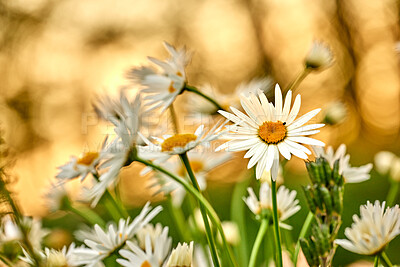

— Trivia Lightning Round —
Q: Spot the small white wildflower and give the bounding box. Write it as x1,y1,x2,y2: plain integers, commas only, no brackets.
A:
335,201,400,255
127,42,191,112
313,144,373,183
244,183,300,229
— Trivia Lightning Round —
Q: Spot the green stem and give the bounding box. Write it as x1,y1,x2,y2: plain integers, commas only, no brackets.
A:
65,203,106,227
231,174,251,266
386,181,399,206
293,212,314,265
0,253,14,266
166,195,191,242
374,254,380,267
285,68,310,94
380,251,393,267
249,219,269,267
179,153,220,267
271,179,283,267
135,157,238,267
184,85,226,111
169,103,180,134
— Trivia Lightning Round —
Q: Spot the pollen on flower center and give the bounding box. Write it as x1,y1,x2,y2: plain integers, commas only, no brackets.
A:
141,261,151,267
161,134,197,152
258,121,287,144
77,152,99,166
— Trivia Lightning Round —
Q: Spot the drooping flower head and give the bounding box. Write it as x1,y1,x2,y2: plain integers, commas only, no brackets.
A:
335,201,400,255
313,144,373,183
128,42,191,112
244,183,300,229
217,84,325,180
84,93,142,206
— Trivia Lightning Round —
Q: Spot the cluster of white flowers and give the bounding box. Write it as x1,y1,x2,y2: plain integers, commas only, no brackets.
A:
5,39,398,267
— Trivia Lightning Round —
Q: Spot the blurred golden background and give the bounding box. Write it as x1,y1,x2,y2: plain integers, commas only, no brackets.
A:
1,0,400,219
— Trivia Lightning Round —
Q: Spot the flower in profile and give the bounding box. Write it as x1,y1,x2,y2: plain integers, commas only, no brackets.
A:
217,84,324,179
139,121,227,170
165,242,194,267
127,42,191,112
305,41,333,70
147,150,232,206
84,94,142,206
117,223,172,267
313,144,373,183
73,203,162,265
244,183,300,229
55,149,104,182
335,201,400,255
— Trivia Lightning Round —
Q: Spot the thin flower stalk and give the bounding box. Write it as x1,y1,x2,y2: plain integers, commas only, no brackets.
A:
179,152,220,267
184,84,226,111
271,179,283,267
248,218,269,267
134,156,238,267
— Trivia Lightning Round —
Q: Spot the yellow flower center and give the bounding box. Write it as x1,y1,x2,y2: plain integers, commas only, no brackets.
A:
258,121,287,144
76,152,99,166
176,71,183,77
161,134,197,152
141,261,151,267
178,160,204,176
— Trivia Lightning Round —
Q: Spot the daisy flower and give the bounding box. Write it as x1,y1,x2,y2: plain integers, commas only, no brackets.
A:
217,84,325,180
117,240,160,267
85,94,142,206
165,242,194,267
244,183,300,229
313,144,373,183
21,243,83,267
55,149,104,182
305,41,333,70
139,120,227,168
147,150,232,206
117,223,172,267
73,203,162,265
335,201,400,255
127,42,191,112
